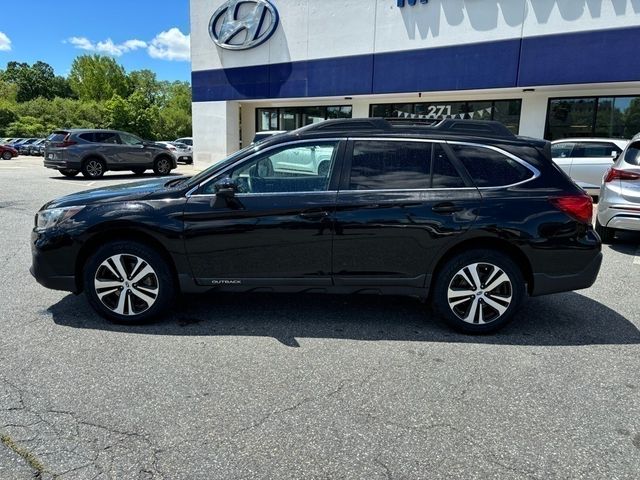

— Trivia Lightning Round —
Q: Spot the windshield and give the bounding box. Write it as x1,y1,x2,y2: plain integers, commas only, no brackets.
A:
186,144,258,188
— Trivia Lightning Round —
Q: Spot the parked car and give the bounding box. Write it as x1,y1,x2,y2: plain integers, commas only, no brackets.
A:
157,141,193,164
17,138,39,154
596,133,640,242
44,129,177,179
175,137,193,147
28,139,46,156
31,119,602,333
8,138,26,148
551,138,629,195
0,144,18,160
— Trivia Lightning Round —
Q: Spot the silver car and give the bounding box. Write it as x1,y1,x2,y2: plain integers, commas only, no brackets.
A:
596,133,640,242
157,141,193,164
551,138,629,195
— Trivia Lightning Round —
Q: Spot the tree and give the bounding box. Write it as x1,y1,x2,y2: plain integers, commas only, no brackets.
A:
1,61,70,102
69,55,131,102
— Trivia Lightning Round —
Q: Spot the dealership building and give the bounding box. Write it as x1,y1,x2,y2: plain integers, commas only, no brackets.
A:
190,0,640,166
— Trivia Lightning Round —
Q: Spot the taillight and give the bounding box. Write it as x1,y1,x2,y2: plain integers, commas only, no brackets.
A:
604,168,640,183
549,195,594,224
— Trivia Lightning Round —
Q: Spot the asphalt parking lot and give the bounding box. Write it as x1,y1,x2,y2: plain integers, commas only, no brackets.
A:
1,156,639,479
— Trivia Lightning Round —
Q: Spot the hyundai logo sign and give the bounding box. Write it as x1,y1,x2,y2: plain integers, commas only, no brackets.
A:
397,0,429,6
210,0,279,50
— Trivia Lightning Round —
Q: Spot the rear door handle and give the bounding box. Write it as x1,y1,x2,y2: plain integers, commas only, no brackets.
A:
300,210,330,220
432,202,465,214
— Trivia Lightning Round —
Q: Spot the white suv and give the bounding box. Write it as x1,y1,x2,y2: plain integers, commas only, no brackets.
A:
551,138,629,195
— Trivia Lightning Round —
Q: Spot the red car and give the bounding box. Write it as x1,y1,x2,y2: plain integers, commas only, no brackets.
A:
0,144,18,160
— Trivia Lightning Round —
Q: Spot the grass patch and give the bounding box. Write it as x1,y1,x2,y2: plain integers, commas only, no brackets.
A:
1,433,52,477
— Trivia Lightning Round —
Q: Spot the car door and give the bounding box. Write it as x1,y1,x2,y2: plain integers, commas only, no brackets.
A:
332,139,481,288
182,140,344,286
551,141,576,176
571,142,622,191
117,133,153,167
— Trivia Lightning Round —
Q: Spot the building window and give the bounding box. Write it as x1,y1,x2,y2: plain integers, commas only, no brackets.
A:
545,96,640,140
256,106,353,132
369,99,522,134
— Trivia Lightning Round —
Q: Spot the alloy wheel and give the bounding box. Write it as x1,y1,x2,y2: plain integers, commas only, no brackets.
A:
447,262,513,325
157,159,171,174
94,254,159,316
86,160,104,177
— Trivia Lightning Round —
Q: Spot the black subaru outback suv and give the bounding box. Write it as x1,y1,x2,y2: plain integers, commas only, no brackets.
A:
31,119,602,333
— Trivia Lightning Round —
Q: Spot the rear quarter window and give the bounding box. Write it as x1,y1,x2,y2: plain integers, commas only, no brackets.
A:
451,144,534,187
47,132,68,142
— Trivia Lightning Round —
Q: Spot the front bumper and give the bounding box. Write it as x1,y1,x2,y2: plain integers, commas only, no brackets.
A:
31,228,80,293
531,252,603,296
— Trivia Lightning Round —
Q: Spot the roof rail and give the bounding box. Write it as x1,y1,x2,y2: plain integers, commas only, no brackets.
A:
298,118,391,132
430,119,516,138
296,118,516,139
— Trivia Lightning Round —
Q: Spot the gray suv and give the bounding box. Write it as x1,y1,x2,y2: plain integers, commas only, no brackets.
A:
44,129,177,179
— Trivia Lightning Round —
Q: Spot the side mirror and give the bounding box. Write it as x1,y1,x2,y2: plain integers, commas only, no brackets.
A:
611,150,619,161
214,177,238,198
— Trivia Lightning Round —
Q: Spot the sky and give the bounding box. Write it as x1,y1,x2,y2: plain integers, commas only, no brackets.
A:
0,0,191,82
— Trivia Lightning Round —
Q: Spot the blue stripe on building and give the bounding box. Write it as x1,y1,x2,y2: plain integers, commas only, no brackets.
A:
192,26,640,103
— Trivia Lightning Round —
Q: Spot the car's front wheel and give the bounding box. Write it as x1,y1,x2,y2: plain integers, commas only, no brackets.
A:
60,169,80,178
2,151,12,160
432,249,526,334
153,157,173,176
83,241,176,324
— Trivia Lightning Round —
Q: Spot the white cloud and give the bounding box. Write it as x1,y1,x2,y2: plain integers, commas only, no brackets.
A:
148,28,190,62
68,36,147,56
0,32,12,52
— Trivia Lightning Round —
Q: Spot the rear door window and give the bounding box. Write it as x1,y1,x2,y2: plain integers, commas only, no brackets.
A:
349,141,432,190
551,142,576,158
450,144,534,188
576,142,621,158
432,144,466,188
94,132,120,144
79,133,95,143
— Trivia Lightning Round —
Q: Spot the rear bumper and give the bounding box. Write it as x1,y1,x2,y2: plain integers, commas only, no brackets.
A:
531,252,602,296
44,159,80,170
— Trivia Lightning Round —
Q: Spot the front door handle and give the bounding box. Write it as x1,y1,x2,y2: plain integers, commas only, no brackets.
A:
432,202,465,214
300,210,330,220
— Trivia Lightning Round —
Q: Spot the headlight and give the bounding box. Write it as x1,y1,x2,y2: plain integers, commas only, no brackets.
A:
36,206,85,230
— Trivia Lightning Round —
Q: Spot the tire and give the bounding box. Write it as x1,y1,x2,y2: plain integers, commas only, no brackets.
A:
153,157,173,176
595,218,615,244
132,168,146,176
2,151,11,160
432,249,526,334
81,158,106,179
83,241,176,324
60,169,80,178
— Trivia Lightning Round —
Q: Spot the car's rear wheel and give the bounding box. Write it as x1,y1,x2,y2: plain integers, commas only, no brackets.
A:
82,158,106,179
153,157,172,176
132,168,146,176
595,218,615,243
432,249,526,334
60,169,80,178
2,151,12,160
83,241,175,324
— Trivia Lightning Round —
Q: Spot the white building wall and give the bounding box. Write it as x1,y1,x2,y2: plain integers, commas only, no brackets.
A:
190,0,640,167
